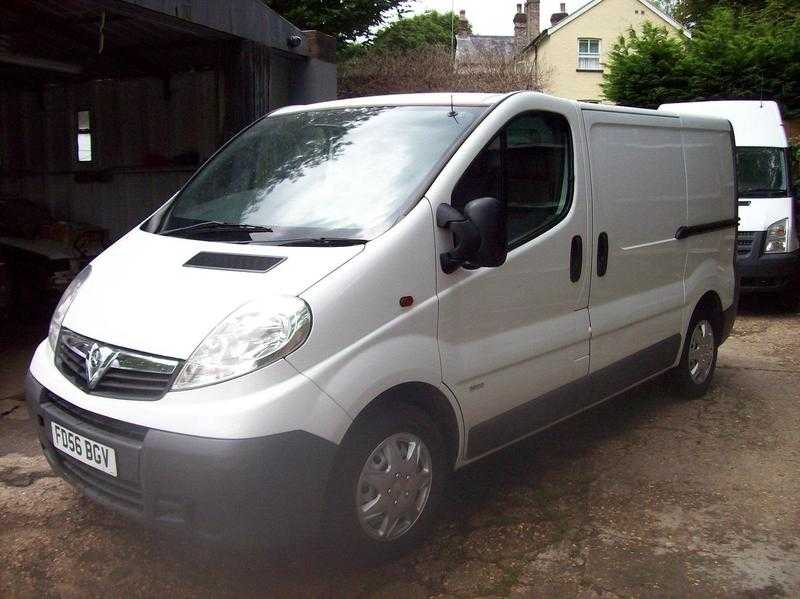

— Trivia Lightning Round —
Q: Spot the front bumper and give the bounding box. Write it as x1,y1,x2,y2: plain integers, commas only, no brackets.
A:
737,232,800,293
26,373,339,547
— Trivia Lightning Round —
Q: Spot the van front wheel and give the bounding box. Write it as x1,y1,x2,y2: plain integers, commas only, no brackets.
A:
670,314,718,398
326,404,447,561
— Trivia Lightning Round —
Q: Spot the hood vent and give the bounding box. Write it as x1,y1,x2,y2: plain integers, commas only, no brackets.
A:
183,252,285,273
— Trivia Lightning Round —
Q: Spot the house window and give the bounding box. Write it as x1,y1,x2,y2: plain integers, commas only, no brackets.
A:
578,38,601,71
76,110,92,162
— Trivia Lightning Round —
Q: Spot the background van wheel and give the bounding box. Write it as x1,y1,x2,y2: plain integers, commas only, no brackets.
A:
326,404,448,562
670,310,718,398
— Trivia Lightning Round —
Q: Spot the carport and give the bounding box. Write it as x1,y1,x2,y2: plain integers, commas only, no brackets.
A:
0,0,335,313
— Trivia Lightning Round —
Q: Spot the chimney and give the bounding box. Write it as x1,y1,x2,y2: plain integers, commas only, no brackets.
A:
456,9,470,37
525,0,540,38
514,4,528,50
550,2,569,26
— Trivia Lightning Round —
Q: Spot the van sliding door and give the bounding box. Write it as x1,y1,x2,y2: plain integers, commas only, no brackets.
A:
583,109,688,391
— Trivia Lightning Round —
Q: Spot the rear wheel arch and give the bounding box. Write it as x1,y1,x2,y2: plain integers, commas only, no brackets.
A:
671,293,721,398
690,291,724,343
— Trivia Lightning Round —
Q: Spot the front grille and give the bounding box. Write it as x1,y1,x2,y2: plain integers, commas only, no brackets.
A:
56,329,181,400
58,454,144,512
737,231,756,257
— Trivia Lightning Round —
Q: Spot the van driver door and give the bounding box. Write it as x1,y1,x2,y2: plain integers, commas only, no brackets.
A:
430,95,592,461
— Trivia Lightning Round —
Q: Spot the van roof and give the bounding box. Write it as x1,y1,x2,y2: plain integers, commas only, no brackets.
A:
272,93,737,133
272,92,516,114
277,92,675,115
658,100,786,147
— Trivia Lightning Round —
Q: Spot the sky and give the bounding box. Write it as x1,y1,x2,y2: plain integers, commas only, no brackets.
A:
404,0,584,36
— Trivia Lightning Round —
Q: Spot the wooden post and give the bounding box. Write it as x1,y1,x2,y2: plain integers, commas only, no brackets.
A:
219,40,271,142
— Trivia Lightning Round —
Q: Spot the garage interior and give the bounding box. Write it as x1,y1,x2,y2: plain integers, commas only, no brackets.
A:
0,0,336,315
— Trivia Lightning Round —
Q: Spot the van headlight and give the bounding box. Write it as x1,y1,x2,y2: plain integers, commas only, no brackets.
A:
764,218,789,254
172,296,312,390
48,265,91,352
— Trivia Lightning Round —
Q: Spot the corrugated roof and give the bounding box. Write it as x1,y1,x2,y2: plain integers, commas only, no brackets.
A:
0,0,310,82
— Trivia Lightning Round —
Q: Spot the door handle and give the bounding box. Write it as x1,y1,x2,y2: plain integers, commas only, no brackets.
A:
597,232,609,277
570,235,582,282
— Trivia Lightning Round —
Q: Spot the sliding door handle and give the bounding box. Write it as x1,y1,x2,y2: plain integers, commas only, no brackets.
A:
570,235,583,282
597,232,609,277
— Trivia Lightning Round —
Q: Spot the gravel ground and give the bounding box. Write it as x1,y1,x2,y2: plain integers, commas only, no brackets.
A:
1,299,799,598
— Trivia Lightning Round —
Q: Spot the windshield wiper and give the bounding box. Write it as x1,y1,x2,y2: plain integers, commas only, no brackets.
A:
251,237,368,247
161,221,274,236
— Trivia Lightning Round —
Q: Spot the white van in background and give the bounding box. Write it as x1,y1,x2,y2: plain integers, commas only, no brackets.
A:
26,93,737,558
660,101,799,307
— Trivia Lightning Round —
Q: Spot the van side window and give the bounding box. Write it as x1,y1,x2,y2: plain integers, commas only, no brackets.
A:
452,112,573,249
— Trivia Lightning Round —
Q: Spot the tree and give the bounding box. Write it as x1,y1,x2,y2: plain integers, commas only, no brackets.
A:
672,0,798,27
371,10,466,52
601,4,800,117
265,0,411,42
600,22,690,108
684,5,800,116
338,11,468,60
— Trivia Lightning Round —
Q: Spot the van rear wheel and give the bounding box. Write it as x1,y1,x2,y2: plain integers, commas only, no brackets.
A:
670,311,718,398
325,404,447,562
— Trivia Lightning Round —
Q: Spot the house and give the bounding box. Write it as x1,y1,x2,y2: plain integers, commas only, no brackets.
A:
0,0,337,241
456,0,687,103
454,10,516,72
520,0,689,102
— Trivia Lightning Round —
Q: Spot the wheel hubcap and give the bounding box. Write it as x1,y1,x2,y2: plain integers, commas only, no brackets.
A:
356,432,432,541
688,319,715,384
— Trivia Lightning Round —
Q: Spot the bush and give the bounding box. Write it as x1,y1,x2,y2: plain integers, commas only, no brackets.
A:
339,46,549,98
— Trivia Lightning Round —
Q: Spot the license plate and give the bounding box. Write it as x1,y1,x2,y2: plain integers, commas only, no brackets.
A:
51,422,118,477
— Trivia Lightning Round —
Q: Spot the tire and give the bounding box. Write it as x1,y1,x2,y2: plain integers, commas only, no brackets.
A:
325,403,448,562
669,309,719,399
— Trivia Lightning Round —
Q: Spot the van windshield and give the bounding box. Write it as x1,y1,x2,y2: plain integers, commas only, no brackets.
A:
159,105,485,243
737,147,789,198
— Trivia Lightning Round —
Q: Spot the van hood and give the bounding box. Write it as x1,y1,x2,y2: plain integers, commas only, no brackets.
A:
738,196,794,232
61,228,363,359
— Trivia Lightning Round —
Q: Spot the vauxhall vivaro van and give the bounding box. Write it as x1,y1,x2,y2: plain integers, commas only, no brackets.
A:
26,92,737,557
661,100,798,307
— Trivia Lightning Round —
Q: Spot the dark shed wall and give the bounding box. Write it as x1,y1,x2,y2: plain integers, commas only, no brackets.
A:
1,71,219,237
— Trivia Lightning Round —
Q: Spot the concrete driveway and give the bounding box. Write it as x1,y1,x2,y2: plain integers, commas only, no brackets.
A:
2,301,799,598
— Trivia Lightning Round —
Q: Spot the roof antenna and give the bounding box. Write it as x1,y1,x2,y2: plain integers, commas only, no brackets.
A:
759,72,764,108
449,94,458,118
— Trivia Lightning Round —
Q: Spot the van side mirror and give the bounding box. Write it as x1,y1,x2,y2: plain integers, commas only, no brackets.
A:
436,198,507,274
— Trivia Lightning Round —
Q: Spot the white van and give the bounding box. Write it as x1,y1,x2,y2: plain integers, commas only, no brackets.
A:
660,101,798,306
26,93,737,557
